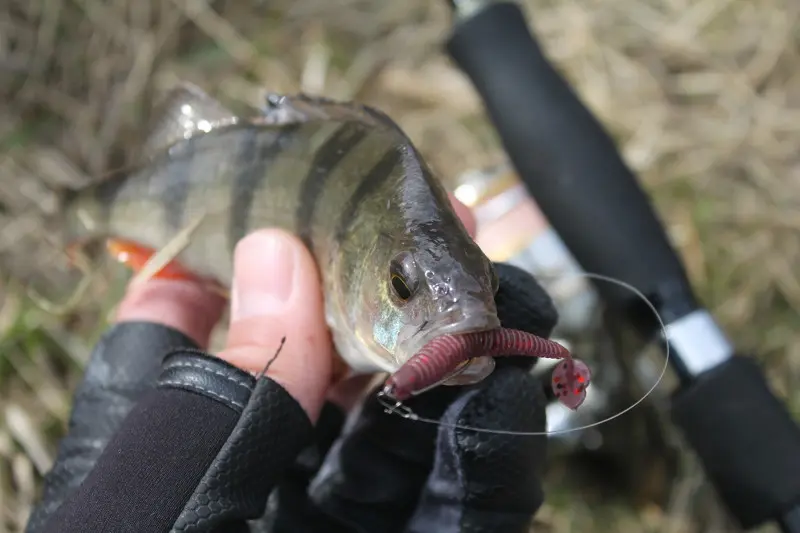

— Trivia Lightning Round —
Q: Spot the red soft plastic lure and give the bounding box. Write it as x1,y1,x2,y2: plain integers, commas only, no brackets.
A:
550,358,591,410
383,327,591,410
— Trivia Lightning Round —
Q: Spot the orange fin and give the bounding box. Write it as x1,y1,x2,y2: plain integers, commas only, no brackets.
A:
106,238,201,282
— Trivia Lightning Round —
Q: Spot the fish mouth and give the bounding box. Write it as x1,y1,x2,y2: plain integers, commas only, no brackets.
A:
437,314,501,337
403,312,502,363
392,312,502,395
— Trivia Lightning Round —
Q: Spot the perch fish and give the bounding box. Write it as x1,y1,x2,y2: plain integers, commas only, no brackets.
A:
62,83,590,407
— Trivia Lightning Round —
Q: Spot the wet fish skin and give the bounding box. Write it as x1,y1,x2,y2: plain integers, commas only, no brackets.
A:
63,85,501,376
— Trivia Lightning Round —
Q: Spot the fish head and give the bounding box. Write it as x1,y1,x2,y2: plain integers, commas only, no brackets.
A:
353,225,501,370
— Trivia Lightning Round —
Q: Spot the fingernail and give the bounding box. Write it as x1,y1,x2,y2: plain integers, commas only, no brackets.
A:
231,231,296,320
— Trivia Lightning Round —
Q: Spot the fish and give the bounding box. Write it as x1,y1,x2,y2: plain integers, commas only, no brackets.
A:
62,83,590,407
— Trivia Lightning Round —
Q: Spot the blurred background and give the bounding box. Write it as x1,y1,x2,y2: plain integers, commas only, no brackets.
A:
1,0,799,531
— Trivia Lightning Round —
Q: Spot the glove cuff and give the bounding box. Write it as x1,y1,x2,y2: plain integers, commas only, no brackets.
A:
25,322,202,533
158,349,256,414
170,353,314,531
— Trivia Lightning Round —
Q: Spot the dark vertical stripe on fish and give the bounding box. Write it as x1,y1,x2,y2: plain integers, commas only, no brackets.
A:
335,147,402,242
160,137,197,230
295,122,368,247
227,124,300,252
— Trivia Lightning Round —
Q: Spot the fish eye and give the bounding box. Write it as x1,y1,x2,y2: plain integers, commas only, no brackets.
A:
389,252,418,302
391,273,412,301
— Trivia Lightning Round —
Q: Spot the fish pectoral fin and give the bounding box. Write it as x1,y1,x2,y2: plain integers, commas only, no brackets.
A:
141,82,240,158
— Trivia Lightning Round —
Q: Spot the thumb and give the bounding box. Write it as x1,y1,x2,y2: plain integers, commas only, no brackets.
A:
217,229,333,423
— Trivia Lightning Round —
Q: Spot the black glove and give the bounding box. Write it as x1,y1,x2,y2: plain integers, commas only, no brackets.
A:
262,262,557,533
24,322,201,532
26,262,557,533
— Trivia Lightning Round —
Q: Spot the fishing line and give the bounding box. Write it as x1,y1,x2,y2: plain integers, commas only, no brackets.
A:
376,272,670,437
256,336,287,381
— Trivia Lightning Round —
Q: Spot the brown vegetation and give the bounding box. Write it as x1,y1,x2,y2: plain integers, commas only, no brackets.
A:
1,0,798,531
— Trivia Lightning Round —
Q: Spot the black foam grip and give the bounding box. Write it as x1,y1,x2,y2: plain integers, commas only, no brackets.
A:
779,506,800,533
445,2,697,321
671,356,800,529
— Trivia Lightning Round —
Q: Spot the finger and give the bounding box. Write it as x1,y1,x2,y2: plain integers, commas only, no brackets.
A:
114,278,226,349
217,229,333,423
448,192,477,238
406,366,548,532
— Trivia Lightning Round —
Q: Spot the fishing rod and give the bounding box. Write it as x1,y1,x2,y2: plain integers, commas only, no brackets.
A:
441,1,800,531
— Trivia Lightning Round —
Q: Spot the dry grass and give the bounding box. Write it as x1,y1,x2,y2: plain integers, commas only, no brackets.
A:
1,0,799,531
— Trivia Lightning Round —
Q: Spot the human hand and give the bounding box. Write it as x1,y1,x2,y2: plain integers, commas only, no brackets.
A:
26,223,344,532
26,195,556,533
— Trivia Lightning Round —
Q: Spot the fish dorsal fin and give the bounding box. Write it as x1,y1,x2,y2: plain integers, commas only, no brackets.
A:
141,82,240,158
257,92,400,132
